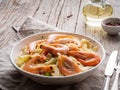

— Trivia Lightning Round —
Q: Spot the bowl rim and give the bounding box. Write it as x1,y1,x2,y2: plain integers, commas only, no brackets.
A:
102,17,120,28
10,31,106,79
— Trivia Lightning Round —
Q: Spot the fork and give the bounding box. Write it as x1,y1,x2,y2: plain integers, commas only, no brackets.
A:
111,48,120,90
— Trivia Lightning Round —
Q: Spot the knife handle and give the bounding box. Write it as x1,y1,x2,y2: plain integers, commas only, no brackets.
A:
111,70,119,90
103,76,110,90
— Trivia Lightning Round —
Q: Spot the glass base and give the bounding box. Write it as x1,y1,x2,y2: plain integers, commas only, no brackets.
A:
85,17,105,27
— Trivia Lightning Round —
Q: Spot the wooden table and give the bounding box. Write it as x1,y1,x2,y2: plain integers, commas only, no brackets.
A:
0,0,120,89
0,0,120,52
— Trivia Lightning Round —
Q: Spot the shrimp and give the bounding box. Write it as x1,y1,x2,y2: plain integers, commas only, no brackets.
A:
54,38,82,47
58,55,82,76
27,39,46,53
42,44,69,55
68,51,101,66
47,34,73,44
23,55,52,74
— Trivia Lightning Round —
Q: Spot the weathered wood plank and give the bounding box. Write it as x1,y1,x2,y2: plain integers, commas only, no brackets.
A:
34,0,82,33
0,0,41,48
47,0,65,27
34,0,56,23
74,0,85,34
56,0,81,33
109,0,120,17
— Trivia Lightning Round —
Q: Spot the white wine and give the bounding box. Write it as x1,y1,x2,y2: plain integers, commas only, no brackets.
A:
83,0,113,26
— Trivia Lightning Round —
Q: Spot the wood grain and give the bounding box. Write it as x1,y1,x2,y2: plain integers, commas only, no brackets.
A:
0,0,120,57
0,0,41,48
55,0,81,33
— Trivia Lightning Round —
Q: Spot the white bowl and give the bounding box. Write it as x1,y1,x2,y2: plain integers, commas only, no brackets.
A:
102,17,120,35
10,32,105,85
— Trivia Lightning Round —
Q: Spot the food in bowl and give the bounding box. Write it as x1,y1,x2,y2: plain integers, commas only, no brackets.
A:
106,22,120,26
16,34,101,76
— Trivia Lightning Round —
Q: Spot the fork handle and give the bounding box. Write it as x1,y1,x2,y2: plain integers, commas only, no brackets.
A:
111,70,119,90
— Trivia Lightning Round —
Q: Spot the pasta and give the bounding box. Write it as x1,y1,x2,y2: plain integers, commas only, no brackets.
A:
16,34,101,76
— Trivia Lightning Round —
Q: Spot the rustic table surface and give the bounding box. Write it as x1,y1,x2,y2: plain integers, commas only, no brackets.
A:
0,0,120,52
0,0,120,89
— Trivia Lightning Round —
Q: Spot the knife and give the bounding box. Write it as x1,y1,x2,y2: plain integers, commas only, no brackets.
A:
103,50,118,90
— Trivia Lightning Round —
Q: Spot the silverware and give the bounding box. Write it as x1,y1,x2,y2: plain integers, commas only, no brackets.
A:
111,48,120,90
103,50,118,90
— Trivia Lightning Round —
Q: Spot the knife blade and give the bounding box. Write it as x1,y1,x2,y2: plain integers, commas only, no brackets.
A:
103,50,118,90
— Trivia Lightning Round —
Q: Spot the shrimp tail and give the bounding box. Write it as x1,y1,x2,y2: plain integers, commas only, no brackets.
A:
68,51,101,66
